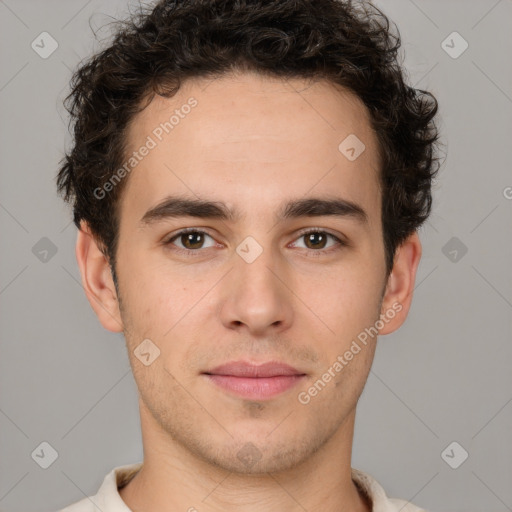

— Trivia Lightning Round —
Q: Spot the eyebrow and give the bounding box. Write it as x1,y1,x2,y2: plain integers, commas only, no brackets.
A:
139,195,368,227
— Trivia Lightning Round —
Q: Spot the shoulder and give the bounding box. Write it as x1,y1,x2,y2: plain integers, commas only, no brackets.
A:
351,467,429,512
56,462,143,512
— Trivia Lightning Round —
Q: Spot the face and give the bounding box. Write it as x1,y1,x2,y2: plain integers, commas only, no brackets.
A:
81,71,418,475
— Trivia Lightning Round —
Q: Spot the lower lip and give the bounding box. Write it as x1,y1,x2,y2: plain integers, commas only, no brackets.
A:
204,374,306,400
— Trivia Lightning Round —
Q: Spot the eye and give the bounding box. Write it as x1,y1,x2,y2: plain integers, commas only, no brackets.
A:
166,229,217,252
290,229,345,253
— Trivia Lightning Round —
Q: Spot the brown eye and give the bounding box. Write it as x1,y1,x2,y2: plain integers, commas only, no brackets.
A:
304,232,328,249
166,230,216,252
180,231,205,249
291,230,343,252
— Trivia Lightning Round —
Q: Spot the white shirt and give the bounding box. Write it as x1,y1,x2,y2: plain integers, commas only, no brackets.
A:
59,462,427,512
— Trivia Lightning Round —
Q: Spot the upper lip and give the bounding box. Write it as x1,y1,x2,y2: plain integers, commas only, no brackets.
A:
204,361,305,378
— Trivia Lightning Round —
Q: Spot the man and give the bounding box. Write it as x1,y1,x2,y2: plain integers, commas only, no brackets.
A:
56,0,441,510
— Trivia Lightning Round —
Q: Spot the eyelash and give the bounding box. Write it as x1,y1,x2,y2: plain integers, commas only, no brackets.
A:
163,227,347,258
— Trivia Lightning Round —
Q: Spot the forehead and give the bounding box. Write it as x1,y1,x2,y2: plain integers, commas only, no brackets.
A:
121,71,381,223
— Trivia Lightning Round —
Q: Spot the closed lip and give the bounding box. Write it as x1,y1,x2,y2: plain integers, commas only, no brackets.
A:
203,361,306,378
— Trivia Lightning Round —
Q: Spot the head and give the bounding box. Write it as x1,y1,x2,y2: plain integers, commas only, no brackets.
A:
57,0,441,474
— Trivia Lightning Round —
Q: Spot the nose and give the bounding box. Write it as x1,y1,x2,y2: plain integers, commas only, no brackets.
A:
218,246,294,336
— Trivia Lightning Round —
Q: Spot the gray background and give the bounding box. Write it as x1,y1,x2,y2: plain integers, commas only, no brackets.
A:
1,0,511,511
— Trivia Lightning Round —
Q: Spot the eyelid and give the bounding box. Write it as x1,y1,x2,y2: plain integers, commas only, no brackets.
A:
294,227,347,243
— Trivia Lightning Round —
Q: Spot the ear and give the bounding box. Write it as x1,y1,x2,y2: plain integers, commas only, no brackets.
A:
378,231,422,335
75,221,123,333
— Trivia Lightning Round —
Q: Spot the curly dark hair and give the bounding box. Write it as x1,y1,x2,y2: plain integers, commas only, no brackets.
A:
57,0,442,282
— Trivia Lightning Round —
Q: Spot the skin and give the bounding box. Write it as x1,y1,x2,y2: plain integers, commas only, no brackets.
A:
76,70,421,512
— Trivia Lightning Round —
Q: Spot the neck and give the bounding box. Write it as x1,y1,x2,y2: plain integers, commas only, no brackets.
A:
119,404,371,512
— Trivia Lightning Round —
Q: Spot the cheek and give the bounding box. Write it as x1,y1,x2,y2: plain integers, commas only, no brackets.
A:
120,256,180,318
306,268,383,337
120,269,206,364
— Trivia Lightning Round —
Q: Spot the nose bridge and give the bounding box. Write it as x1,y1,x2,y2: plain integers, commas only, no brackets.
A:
220,238,294,334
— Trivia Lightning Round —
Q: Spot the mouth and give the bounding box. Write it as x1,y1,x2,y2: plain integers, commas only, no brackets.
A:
202,361,307,400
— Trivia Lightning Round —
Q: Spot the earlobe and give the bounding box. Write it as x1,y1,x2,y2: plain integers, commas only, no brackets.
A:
378,231,422,336
75,221,124,333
